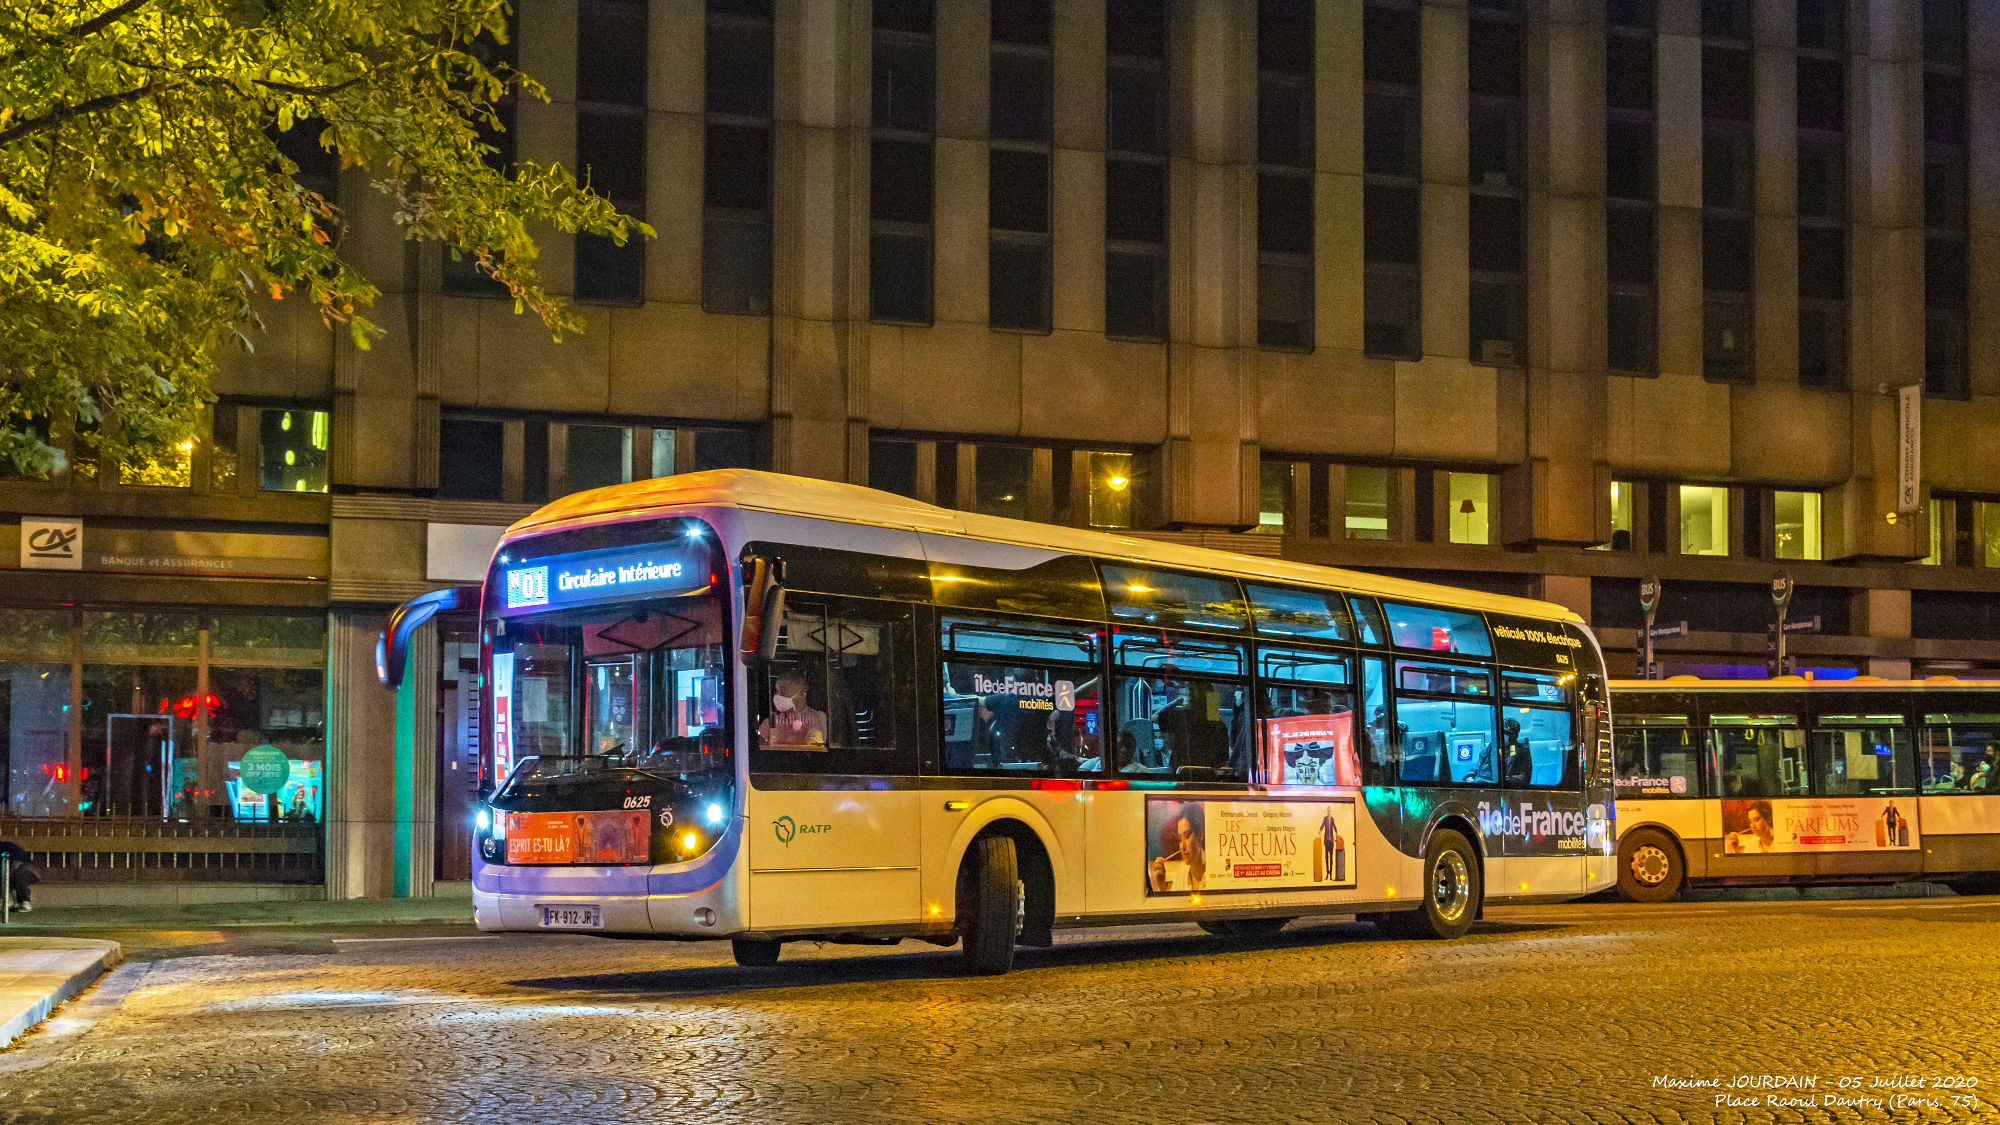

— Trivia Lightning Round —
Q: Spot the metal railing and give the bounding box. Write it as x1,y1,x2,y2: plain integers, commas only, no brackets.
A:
0,815,323,884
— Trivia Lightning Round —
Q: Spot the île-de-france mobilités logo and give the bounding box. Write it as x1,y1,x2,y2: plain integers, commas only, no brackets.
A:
21,518,82,571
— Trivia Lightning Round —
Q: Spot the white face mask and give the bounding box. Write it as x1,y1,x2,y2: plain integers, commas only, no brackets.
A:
773,694,794,712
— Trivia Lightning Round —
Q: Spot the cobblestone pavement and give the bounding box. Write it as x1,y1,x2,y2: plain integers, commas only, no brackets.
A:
0,895,1994,1125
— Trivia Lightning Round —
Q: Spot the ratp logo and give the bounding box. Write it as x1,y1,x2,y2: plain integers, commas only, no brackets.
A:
773,815,796,845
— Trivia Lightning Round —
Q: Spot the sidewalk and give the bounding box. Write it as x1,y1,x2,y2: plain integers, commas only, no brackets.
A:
0,937,121,1048
0,895,474,932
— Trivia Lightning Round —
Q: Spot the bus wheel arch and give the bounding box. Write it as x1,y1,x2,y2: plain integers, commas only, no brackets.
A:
1429,813,1488,916
1616,826,1685,903
961,820,1055,947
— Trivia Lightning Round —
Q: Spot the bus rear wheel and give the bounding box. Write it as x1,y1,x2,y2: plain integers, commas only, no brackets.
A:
958,835,1020,975
1374,829,1480,940
1616,828,1684,903
731,938,782,967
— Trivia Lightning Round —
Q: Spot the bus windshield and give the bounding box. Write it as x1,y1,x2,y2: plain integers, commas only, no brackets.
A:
490,590,730,784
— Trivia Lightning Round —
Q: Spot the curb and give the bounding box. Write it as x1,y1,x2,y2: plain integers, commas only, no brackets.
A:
0,940,122,1049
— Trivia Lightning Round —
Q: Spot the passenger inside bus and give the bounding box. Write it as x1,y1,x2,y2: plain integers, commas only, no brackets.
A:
757,670,827,748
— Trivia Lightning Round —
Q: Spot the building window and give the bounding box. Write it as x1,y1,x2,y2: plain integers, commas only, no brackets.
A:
566,424,632,493
702,0,771,313
1088,451,1135,528
1468,3,1524,367
990,2,1052,333
1447,472,1494,545
1258,0,1314,350
442,12,518,297
1105,1,1167,340
258,409,329,494
869,438,919,498
1924,0,1968,398
1254,462,1290,535
1591,479,1634,551
1345,466,1391,539
871,0,935,324
1680,484,1730,557
575,0,648,304
1606,6,1656,375
438,418,505,500
1774,490,1823,561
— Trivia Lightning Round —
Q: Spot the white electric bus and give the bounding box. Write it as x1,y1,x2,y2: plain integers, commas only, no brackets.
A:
1610,678,2000,901
388,469,1617,974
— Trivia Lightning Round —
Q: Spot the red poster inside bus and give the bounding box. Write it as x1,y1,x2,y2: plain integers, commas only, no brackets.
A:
506,810,651,865
1261,713,1360,786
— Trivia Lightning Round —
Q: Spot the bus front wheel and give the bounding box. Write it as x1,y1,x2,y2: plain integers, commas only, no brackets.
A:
1616,828,1684,903
1373,829,1481,940
958,835,1020,976
731,937,782,967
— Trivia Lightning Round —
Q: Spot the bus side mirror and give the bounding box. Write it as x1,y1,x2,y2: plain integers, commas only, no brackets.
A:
739,553,787,664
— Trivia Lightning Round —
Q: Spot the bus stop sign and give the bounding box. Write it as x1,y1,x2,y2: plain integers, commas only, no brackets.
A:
1772,572,1794,611
1639,575,1660,616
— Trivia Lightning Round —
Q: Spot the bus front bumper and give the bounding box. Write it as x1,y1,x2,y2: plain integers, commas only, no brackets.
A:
472,861,740,936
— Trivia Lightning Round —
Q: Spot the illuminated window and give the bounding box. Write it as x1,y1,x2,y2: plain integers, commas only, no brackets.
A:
258,409,329,493
1448,472,1493,545
1593,479,1634,550
1346,466,1391,539
1679,484,1729,556
1921,498,1942,565
1088,451,1134,528
1981,501,2000,568
1254,462,1290,534
1773,490,1823,560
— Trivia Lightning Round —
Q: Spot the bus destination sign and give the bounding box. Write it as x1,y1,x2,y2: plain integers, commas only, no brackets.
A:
500,543,707,612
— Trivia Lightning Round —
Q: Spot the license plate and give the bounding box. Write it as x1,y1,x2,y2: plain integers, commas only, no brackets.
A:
538,904,603,929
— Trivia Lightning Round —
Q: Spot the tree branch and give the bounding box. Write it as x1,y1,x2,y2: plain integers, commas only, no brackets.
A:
0,82,163,148
254,77,366,98
56,0,154,44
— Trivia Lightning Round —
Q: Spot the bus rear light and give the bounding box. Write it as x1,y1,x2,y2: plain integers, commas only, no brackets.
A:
1029,779,1083,792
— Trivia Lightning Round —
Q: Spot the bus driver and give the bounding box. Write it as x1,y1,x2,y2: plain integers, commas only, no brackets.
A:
759,670,827,748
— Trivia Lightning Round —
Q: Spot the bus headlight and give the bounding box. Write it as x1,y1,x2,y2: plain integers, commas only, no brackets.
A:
705,803,723,825
475,808,490,831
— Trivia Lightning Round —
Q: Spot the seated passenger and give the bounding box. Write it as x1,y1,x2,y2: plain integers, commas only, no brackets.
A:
757,670,826,748
1502,719,1533,788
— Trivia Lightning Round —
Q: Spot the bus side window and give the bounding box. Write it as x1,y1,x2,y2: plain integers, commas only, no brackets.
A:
1359,657,1390,785
752,599,916,775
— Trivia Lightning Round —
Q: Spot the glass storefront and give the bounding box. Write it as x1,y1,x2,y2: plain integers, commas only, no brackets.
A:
1,609,326,823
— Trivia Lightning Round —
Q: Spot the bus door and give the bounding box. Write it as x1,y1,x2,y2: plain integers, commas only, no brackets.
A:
1495,671,1586,897
1803,717,1921,877
744,599,923,932
1706,716,1809,876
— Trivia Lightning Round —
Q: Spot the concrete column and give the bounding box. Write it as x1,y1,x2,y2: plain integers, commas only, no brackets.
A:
1315,0,1364,353
326,611,398,899
1655,1,1702,381
1752,1,1798,384
649,0,705,306
1512,0,1610,547
519,0,578,298
1165,0,1255,528
1536,574,1594,624
1852,587,1912,679
1966,3,2000,396
767,0,861,482
1419,1,1469,361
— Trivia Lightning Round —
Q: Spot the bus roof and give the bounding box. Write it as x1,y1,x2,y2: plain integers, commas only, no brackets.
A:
502,468,1584,625
1611,677,2000,690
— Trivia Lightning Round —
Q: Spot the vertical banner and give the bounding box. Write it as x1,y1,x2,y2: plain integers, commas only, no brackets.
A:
1897,383,1922,514
490,651,515,783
